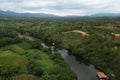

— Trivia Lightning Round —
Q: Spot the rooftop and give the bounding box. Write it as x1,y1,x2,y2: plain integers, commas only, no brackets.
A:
97,72,107,79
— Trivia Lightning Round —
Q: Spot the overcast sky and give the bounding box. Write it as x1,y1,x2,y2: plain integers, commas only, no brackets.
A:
0,0,120,16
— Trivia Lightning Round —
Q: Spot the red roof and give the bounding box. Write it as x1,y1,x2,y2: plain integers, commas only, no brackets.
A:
97,72,107,79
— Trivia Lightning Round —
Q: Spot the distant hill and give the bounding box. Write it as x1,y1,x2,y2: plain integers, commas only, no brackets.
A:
0,10,58,17
63,13,120,17
91,13,120,17
0,10,120,17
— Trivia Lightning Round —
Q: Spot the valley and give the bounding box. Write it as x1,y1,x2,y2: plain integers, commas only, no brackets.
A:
0,17,120,80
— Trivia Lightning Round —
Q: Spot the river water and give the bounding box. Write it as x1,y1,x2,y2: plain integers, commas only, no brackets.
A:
58,49,98,80
18,34,98,80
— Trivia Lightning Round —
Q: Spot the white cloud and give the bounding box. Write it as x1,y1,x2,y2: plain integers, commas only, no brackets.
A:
0,0,120,16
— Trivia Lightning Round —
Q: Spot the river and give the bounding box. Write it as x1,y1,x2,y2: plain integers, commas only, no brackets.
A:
18,34,98,80
58,49,98,80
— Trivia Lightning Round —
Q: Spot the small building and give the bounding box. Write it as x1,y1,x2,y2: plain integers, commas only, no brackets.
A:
97,72,109,80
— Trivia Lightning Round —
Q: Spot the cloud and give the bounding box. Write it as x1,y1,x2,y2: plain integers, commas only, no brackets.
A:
0,0,120,16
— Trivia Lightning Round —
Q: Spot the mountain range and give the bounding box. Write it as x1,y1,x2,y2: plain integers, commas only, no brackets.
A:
0,10,120,17
0,10,57,17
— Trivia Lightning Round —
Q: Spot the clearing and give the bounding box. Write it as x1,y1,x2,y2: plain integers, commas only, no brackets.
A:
111,33,120,37
63,30,89,36
0,50,28,73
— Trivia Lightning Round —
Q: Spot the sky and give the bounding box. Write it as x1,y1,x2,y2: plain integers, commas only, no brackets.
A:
0,0,120,16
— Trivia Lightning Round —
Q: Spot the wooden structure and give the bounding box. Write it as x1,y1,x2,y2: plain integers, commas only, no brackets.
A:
97,72,109,80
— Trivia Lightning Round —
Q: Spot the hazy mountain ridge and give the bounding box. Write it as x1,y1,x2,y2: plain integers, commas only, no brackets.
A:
0,10,57,17
91,13,120,17
0,10,120,17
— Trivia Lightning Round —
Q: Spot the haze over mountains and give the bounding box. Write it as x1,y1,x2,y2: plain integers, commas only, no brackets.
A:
0,10,57,17
0,10,120,17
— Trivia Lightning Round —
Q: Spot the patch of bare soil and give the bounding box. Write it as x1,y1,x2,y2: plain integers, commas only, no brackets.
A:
63,30,89,36
111,33,120,37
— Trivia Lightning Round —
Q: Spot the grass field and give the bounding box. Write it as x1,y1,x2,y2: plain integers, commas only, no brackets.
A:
2,45,24,54
0,74,40,80
12,74,40,80
0,50,28,73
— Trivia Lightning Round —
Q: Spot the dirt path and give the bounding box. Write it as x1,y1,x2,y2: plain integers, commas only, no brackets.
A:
63,30,89,36
111,33,120,37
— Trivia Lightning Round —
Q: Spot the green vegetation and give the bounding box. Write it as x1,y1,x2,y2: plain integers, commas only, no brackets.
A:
0,50,27,77
0,17,120,80
0,19,76,79
0,51,26,69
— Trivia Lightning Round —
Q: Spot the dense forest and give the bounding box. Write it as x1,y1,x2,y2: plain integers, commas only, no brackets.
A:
0,17,76,80
0,17,120,80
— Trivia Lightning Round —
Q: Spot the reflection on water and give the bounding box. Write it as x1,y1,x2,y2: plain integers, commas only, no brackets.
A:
58,49,98,80
18,34,98,80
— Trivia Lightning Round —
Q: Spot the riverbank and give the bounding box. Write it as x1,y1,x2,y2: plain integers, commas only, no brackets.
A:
18,33,99,80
